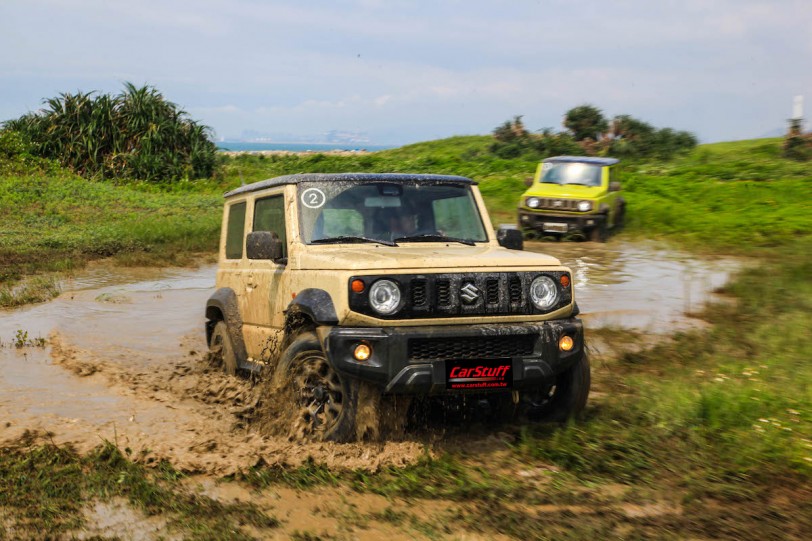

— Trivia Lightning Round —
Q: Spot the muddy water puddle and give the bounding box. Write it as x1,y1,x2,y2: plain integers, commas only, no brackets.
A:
525,239,739,331
0,242,738,473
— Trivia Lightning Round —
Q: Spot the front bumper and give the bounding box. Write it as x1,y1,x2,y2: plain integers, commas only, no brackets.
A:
318,318,584,394
518,210,605,233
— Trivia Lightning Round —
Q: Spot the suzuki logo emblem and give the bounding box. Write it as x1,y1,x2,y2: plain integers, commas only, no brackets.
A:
460,282,480,304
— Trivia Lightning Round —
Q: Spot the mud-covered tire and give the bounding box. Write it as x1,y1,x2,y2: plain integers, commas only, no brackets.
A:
209,321,238,376
526,352,591,423
589,222,607,242
273,332,358,442
492,392,520,424
614,202,626,230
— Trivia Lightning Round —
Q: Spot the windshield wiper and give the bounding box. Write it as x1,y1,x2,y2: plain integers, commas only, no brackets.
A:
311,235,397,247
394,234,476,246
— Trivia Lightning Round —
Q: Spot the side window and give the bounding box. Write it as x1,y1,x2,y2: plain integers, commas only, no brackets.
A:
253,195,287,257
225,201,246,259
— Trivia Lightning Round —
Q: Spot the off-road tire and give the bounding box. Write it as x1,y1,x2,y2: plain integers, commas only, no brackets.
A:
209,321,238,375
492,392,521,424
273,331,358,442
525,352,591,423
614,200,626,230
589,221,607,242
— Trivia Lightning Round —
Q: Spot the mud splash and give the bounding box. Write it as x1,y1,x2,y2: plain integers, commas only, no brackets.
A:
0,243,738,474
0,262,425,474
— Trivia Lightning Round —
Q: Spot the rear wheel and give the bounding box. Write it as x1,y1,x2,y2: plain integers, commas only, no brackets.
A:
209,321,238,375
273,332,358,442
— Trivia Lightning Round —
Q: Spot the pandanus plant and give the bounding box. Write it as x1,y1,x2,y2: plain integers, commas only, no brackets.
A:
2,83,218,181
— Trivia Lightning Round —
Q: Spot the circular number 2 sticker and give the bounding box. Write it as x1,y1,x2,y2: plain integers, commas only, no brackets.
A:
301,188,326,209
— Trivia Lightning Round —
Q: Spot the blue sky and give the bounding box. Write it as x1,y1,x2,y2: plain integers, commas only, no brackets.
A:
2,0,810,144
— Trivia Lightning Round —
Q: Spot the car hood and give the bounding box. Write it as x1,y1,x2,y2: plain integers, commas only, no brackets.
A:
292,243,562,271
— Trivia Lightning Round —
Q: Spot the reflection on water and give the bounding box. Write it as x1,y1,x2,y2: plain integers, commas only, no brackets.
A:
526,240,740,331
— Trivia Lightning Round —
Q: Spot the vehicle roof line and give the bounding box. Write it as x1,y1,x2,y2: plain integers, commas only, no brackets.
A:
224,172,476,198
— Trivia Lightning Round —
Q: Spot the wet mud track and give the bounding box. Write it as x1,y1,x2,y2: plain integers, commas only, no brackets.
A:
0,242,738,475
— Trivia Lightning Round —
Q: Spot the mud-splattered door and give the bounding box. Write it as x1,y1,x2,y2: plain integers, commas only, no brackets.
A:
241,191,289,360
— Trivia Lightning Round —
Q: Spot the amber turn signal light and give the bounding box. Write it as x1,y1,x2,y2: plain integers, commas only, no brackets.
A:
353,343,371,361
559,335,574,351
560,274,570,288
351,279,365,293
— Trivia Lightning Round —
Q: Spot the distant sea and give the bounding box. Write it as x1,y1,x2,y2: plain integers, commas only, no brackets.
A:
216,141,395,152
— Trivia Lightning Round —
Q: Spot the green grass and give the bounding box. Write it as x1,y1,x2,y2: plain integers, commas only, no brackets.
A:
0,171,221,286
2,135,811,538
0,439,278,540
622,138,812,252
219,136,812,249
3,136,807,294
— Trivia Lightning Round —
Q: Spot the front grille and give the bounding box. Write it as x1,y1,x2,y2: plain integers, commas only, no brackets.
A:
408,335,536,361
348,271,572,319
486,279,499,304
509,276,522,303
436,280,451,306
411,279,427,307
536,198,580,211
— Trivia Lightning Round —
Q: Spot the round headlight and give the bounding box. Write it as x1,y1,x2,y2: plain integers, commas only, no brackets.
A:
526,197,540,209
529,276,559,311
577,200,593,212
369,279,401,315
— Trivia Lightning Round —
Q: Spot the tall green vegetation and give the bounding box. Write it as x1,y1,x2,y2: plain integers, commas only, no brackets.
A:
3,83,218,181
563,104,608,141
490,105,698,160
782,118,812,161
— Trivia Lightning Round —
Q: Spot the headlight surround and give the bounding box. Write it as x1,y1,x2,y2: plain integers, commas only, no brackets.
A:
369,279,401,315
577,200,593,212
526,197,540,209
529,275,559,311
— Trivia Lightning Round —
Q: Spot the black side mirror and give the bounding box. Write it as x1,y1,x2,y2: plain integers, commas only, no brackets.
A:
524,176,534,187
609,181,621,192
246,231,284,262
496,226,523,250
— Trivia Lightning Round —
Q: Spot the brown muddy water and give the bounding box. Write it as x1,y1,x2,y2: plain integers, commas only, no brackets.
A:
0,242,738,474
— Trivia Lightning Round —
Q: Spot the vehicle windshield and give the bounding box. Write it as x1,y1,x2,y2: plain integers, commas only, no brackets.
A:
298,181,488,244
540,162,602,186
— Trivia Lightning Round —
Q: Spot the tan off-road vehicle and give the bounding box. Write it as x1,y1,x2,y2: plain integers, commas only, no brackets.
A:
205,173,589,441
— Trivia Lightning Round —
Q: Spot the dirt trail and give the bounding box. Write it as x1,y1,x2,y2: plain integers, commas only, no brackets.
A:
0,242,739,476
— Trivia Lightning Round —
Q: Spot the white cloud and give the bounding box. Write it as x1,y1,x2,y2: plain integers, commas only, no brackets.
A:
1,0,811,143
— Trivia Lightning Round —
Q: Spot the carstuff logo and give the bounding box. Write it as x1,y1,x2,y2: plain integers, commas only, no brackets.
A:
446,361,512,389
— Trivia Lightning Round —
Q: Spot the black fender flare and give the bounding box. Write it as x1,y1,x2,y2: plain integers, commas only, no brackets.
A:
205,287,248,365
285,288,339,326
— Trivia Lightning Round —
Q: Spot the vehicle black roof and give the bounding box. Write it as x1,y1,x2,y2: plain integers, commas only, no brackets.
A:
224,172,476,198
542,156,619,166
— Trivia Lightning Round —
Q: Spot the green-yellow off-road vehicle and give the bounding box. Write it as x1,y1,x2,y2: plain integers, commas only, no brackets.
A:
205,173,589,441
518,156,625,242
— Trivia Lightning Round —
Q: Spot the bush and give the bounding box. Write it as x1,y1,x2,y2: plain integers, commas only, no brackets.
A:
2,83,218,182
491,107,698,161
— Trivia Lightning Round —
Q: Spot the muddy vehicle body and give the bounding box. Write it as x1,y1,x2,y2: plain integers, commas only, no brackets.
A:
206,173,589,441
518,156,625,241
